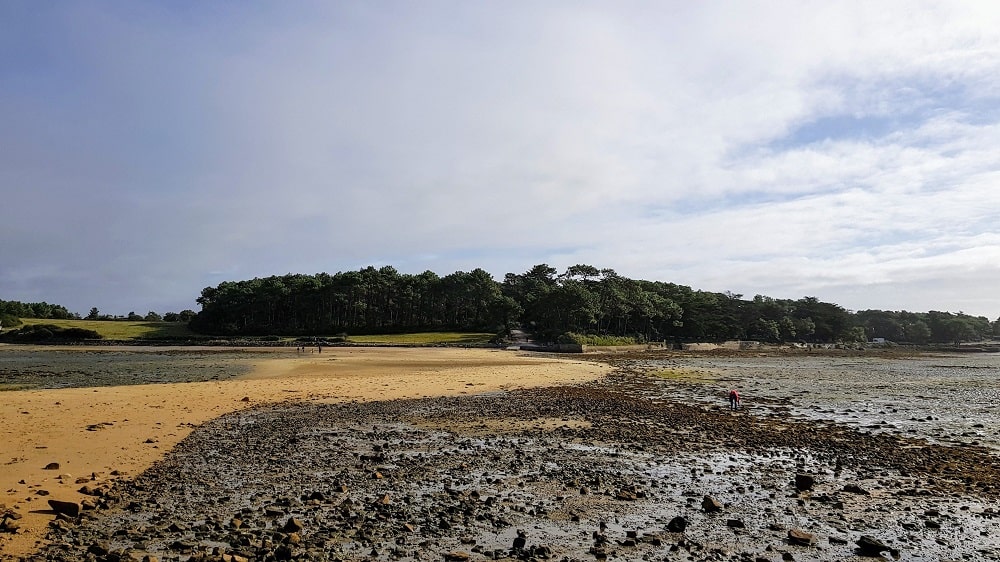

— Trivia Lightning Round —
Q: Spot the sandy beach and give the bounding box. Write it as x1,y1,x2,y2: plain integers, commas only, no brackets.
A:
0,346,609,558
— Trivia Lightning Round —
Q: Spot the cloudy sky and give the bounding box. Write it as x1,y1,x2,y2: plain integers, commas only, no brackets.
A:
2,2,999,319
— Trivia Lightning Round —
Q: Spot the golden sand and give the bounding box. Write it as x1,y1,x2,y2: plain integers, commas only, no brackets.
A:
0,347,608,557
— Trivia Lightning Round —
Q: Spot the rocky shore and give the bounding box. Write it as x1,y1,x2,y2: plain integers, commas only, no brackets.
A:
14,365,1000,561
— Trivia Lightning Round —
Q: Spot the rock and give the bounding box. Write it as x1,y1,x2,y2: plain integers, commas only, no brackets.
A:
79,484,105,497
726,519,746,528
702,495,724,512
512,529,527,550
532,545,552,558
43,462,60,470
87,542,110,556
787,528,814,546
843,483,870,495
856,535,891,556
666,516,688,532
47,499,80,517
273,544,293,560
282,517,303,533
616,489,638,501
794,474,815,492
0,517,20,533
444,552,470,561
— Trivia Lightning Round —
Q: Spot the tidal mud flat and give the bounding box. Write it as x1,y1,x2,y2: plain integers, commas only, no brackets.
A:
22,363,1000,562
630,352,1000,452
0,348,269,390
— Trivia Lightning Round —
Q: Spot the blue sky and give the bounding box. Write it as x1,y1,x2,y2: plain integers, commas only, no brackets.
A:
2,2,999,319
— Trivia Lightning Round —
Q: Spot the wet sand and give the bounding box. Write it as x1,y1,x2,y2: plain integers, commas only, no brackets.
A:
20,366,1000,561
5,347,1000,561
0,346,609,557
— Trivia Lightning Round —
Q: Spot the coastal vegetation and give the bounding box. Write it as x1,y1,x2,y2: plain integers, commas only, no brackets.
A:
3,265,998,345
188,264,999,344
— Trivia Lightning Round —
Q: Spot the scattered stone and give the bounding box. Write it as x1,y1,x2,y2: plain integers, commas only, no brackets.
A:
666,516,688,532
794,473,815,492
787,528,814,546
47,499,80,517
20,370,1000,562
513,529,527,550
87,542,110,556
843,483,870,495
856,535,891,556
702,495,724,512
282,517,303,533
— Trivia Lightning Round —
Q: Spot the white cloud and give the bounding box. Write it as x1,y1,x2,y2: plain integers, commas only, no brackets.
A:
2,2,1000,318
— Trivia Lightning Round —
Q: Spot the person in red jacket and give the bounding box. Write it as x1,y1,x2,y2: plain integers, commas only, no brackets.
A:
728,389,741,410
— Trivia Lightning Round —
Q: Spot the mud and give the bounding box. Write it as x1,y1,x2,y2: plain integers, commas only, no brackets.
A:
19,366,1000,561
0,349,263,390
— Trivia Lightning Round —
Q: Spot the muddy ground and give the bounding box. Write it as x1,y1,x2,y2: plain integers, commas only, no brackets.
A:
12,363,1000,561
0,349,261,390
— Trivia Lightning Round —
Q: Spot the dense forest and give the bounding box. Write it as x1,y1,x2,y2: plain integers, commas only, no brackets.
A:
4,266,997,344
188,264,1000,344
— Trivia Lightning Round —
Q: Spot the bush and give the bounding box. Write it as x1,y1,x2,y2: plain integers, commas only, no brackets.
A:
0,324,102,342
560,332,641,346
0,314,23,329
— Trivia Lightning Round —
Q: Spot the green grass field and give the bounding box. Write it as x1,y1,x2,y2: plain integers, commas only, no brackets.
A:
11,320,491,345
346,332,494,345
18,318,198,340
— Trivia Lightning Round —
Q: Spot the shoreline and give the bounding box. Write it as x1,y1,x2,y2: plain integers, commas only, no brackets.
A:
0,347,609,558
22,369,1000,561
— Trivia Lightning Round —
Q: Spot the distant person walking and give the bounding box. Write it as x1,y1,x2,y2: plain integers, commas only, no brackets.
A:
728,389,741,410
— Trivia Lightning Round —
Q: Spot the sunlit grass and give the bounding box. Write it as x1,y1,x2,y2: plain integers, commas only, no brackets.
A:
19,318,197,340
347,332,494,345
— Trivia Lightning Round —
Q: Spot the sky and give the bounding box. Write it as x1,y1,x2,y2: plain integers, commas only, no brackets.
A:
2,2,1000,319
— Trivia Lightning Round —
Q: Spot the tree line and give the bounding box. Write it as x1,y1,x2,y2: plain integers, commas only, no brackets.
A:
5,266,998,344
83,307,196,323
189,264,1000,344
0,299,195,329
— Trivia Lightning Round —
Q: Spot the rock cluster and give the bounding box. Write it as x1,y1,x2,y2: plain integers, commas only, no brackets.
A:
26,370,1000,561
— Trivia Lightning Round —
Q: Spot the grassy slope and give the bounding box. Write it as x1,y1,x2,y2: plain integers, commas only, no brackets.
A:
14,320,491,345
18,318,198,340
